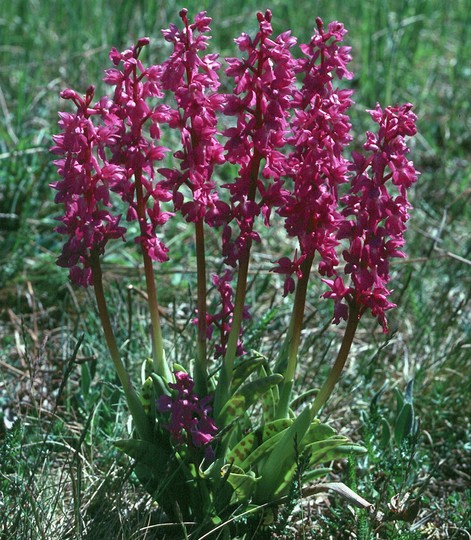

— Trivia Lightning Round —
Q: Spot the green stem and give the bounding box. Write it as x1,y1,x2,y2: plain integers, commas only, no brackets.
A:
134,167,171,382
90,251,152,441
194,219,208,395
213,249,251,418
275,254,314,418
214,150,263,418
142,247,171,380
213,38,267,417
310,302,361,420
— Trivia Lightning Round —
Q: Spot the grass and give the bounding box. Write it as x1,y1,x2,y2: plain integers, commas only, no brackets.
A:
1,0,470,538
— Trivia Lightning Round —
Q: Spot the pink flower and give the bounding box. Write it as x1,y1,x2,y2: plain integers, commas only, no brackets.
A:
158,371,218,451
50,86,126,286
102,38,173,262
221,9,297,267
323,103,419,331
52,38,176,284
204,271,249,358
274,18,353,289
272,254,306,296
51,11,419,337
158,10,226,224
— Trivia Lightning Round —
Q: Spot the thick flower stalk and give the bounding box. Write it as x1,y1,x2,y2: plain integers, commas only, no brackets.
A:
312,102,419,419
273,19,354,415
158,10,226,391
214,10,298,415
103,38,173,379
50,86,152,439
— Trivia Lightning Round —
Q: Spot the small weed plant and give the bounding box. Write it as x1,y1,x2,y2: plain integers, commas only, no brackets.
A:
50,8,419,537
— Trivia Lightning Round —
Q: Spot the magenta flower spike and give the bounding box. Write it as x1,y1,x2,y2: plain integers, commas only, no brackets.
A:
100,38,177,380
52,38,176,383
50,86,127,287
213,10,300,416
157,10,228,391
159,9,226,224
275,18,354,291
301,101,419,422
158,371,218,456
103,39,173,263
323,103,419,331
272,18,355,414
222,9,297,267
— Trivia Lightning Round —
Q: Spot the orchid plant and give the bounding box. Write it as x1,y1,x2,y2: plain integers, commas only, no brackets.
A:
51,9,418,536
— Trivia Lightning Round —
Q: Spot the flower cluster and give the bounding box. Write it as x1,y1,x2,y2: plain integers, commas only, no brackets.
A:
103,38,173,262
275,19,354,290
50,86,127,286
52,10,419,339
51,39,174,288
158,9,227,225
323,103,419,330
204,270,250,358
158,371,217,449
221,9,297,267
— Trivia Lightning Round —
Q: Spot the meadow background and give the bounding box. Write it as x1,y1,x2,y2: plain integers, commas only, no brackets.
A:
0,0,470,538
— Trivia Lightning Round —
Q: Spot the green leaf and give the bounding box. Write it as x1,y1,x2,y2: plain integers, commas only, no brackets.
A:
172,362,187,373
114,438,161,467
150,372,170,398
242,430,287,471
199,457,227,479
303,467,333,484
395,402,414,445
290,389,319,411
232,355,266,393
226,419,292,468
255,405,312,502
115,438,199,521
260,365,277,423
220,394,246,426
140,376,154,415
141,357,154,383
269,438,360,499
261,386,277,423
304,420,337,444
394,387,405,417
404,379,415,404
380,417,391,448
307,436,348,461
258,434,365,500
221,464,259,502
220,374,284,424
80,362,91,398
227,432,258,468
308,439,366,468
370,382,388,414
